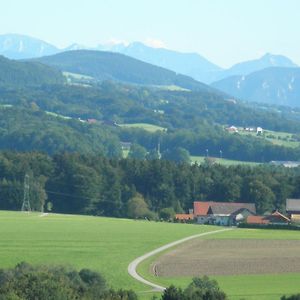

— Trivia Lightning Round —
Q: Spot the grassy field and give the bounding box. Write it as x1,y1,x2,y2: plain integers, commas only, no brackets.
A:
2,212,300,299
237,127,300,148
191,155,260,166
0,211,216,296
138,228,300,300
119,123,166,132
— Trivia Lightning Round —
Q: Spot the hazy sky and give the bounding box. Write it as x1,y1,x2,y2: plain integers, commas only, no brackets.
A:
1,0,300,67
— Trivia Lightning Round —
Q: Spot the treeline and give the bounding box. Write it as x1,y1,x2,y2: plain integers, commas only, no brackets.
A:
1,105,300,162
1,152,300,216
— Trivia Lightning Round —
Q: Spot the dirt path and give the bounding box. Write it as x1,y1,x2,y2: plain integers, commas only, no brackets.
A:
127,227,233,292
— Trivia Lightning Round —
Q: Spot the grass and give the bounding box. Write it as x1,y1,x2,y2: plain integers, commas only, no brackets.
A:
2,212,300,299
119,123,167,132
191,155,260,166
0,211,216,294
45,111,72,120
236,127,300,149
137,228,300,300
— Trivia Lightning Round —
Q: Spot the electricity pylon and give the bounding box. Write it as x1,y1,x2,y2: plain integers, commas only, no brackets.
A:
21,174,31,212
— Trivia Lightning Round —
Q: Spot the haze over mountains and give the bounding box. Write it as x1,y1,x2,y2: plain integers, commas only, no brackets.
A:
1,33,300,107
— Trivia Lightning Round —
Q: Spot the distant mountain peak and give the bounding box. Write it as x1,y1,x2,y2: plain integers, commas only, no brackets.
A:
0,33,59,59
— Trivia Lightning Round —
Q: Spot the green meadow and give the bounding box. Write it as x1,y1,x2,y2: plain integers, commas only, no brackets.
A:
119,123,166,132
0,211,215,293
190,155,260,166
1,211,300,299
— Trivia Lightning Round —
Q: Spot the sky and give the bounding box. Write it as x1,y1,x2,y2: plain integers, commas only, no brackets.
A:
1,0,300,68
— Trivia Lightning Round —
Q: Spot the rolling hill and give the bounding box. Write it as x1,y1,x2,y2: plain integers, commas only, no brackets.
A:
107,42,223,84
0,55,64,86
34,50,217,91
212,67,300,107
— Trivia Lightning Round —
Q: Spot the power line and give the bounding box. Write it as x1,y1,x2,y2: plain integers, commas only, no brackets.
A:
21,174,31,212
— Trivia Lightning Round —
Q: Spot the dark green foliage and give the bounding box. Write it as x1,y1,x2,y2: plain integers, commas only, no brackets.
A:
1,80,300,161
161,276,227,300
0,55,64,86
34,50,211,91
1,151,300,216
0,262,136,300
0,107,122,156
128,144,147,159
281,295,300,300
162,147,191,163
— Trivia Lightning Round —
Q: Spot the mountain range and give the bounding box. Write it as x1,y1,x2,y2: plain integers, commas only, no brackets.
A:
212,67,300,107
0,34,298,82
1,34,300,107
33,50,215,92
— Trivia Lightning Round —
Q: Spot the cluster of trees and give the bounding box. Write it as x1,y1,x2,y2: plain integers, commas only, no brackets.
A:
161,276,226,300
0,262,137,300
1,151,300,216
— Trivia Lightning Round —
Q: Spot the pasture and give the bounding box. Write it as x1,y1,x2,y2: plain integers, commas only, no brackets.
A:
119,123,166,132
138,228,300,300
0,211,215,294
190,155,260,166
237,127,300,149
1,212,300,299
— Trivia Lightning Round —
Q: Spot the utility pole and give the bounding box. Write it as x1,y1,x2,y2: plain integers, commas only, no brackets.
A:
21,174,31,212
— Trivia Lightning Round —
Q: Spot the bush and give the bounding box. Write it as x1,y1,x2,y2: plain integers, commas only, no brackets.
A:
0,262,137,300
161,276,227,300
281,295,300,300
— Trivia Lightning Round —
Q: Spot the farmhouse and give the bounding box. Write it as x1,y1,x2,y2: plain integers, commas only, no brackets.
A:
286,199,300,222
195,201,256,226
246,211,290,225
226,126,238,133
270,161,300,168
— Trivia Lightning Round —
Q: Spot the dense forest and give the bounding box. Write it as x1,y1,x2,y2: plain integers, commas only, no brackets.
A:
1,80,300,161
0,55,64,86
1,151,300,216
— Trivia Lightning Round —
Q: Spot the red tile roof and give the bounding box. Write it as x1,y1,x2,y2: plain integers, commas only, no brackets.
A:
247,216,270,224
175,214,194,220
194,201,256,216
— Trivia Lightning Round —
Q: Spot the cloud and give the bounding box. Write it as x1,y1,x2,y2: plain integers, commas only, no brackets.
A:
144,38,166,48
107,38,129,46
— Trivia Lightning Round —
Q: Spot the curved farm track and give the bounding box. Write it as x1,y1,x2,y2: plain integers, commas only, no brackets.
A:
151,239,300,277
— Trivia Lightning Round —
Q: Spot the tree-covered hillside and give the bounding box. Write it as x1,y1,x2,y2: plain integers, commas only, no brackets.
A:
1,82,300,162
0,55,64,86
34,50,215,91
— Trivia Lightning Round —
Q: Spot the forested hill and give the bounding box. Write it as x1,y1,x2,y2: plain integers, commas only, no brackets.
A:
0,55,64,86
33,50,217,92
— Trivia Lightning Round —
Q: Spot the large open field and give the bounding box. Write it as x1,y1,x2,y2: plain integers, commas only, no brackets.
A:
138,228,300,300
1,211,300,299
0,211,215,296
